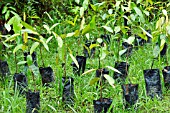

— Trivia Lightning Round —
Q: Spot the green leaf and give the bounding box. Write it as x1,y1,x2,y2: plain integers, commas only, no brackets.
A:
5,10,10,20
134,7,145,23
44,12,53,22
82,69,96,75
5,33,20,42
69,53,79,68
83,0,89,10
4,23,11,32
2,5,8,14
80,17,85,31
80,7,84,17
119,49,127,56
124,36,135,44
82,24,91,35
43,24,51,34
50,23,60,31
75,0,80,4
30,42,39,54
162,9,167,16
114,26,120,34
100,51,106,60
52,32,63,48
66,32,75,37
17,61,27,65
97,38,103,43
46,36,53,44
153,45,160,58
90,16,96,29
13,44,23,54
27,55,32,66
106,66,122,74
102,26,113,33
103,74,115,88
89,77,100,85
29,64,40,76
21,21,36,32
160,39,166,51
89,44,99,50
139,26,152,39
40,36,49,51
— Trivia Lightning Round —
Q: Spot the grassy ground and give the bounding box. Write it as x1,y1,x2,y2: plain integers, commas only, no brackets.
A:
1,37,170,113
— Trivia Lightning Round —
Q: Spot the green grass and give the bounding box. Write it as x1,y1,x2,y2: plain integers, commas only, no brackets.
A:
1,37,170,113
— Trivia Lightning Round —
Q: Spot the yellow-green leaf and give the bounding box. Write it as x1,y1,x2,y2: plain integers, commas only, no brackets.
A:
106,66,122,74
82,69,96,75
13,44,23,54
17,61,27,65
82,24,91,35
5,33,20,42
103,74,115,88
69,53,79,68
89,77,100,85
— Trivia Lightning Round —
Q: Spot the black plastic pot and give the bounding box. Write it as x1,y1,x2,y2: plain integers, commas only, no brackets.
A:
24,52,38,67
71,56,86,75
93,98,113,113
122,84,138,108
84,41,96,58
143,69,162,99
124,12,130,26
39,67,54,86
122,42,133,56
26,91,40,113
162,66,170,89
113,62,129,82
0,60,10,78
62,77,74,104
13,73,28,94
96,68,109,80
134,35,146,47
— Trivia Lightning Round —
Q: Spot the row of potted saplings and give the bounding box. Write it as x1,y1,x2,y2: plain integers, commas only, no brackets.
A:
0,47,170,113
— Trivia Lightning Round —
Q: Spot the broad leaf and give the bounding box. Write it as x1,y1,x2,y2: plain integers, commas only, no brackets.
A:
69,53,79,68
30,42,39,54
102,26,113,33
89,77,100,85
66,32,75,37
106,66,122,74
17,61,27,65
80,17,85,31
80,7,84,17
40,36,49,51
82,24,90,35
50,23,60,31
13,44,23,54
139,26,153,38
52,32,63,48
153,45,160,58
114,26,120,34
119,49,127,56
82,69,96,76
103,74,115,88
134,7,145,23
21,21,36,32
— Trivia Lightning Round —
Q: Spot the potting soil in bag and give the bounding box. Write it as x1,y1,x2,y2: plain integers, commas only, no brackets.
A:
144,69,162,99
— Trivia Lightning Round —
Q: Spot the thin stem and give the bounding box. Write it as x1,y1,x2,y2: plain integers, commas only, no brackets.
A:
126,46,131,84
117,38,120,63
99,50,100,69
100,69,103,102
151,58,155,70
15,53,18,73
63,43,67,77
31,70,36,91
166,45,169,66
40,46,45,67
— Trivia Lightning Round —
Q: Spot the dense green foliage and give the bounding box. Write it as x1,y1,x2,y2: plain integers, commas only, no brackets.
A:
0,0,170,112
